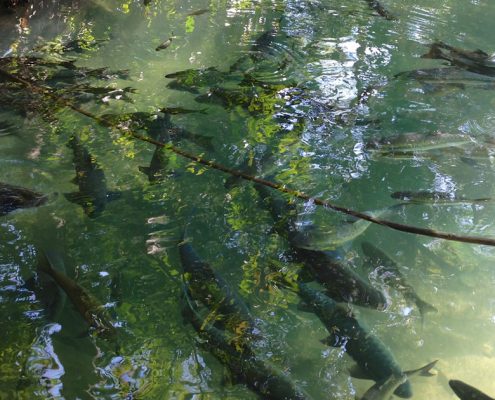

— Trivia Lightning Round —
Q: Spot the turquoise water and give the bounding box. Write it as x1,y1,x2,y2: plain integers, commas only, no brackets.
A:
1,0,495,399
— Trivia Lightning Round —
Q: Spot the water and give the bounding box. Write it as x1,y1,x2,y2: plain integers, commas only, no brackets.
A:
1,0,495,398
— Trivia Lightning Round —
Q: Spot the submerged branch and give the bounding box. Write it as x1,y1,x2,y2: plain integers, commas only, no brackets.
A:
2,67,495,246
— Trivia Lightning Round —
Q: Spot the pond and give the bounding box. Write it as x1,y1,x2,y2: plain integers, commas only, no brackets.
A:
1,0,495,399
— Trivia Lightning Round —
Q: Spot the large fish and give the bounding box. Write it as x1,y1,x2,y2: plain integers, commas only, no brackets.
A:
360,360,437,400
365,131,473,157
391,190,491,205
422,41,495,77
395,67,495,90
0,182,48,216
178,239,255,335
255,183,386,310
64,135,121,218
365,0,395,20
229,29,278,72
361,242,437,318
183,289,313,400
449,380,494,400
36,249,116,337
25,249,66,321
296,283,411,398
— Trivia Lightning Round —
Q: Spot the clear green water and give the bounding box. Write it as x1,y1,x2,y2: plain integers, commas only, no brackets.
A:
1,0,495,399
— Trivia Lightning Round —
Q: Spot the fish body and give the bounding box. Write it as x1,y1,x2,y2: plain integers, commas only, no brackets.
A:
64,136,120,218
422,41,495,77
165,67,230,93
139,146,170,183
179,240,254,334
255,184,386,310
396,67,495,89
361,360,437,400
186,8,209,16
156,36,173,51
229,29,277,72
365,0,395,20
366,131,473,156
449,380,494,400
159,107,207,115
0,182,47,216
37,249,116,337
297,283,411,398
361,242,437,318
184,291,312,400
391,190,491,205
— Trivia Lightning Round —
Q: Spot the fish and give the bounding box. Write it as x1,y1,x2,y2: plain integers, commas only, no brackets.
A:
229,30,277,72
361,242,437,318
25,251,66,321
64,135,121,218
391,191,491,205
296,283,411,398
449,380,494,400
156,35,174,51
186,8,209,16
139,129,171,183
165,67,232,93
421,41,495,77
0,120,16,136
255,183,387,310
183,289,312,400
365,0,395,20
159,107,207,115
0,182,48,216
395,67,495,90
361,360,437,400
36,249,116,337
365,131,473,157
179,239,255,335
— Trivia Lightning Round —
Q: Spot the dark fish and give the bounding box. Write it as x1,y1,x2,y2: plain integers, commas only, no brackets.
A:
179,239,255,335
229,29,277,72
0,182,48,216
297,283,411,398
25,250,66,321
391,191,491,205
195,86,283,114
61,38,106,53
139,129,171,183
255,183,386,310
361,360,437,400
422,41,495,77
64,135,121,218
156,36,173,51
186,8,209,16
165,67,231,92
395,67,495,90
361,242,437,318
365,0,395,20
182,288,312,400
159,107,207,115
449,380,494,400
36,249,116,337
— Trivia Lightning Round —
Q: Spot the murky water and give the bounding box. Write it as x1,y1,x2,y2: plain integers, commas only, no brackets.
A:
1,0,495,399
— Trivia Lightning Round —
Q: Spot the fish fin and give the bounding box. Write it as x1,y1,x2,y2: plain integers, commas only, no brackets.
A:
24,275,37,291
139,166,151,175
405,359,438,377
297,301,312,312
348,364,370,380
320,333,346,348
417,298,438,318
106,191,122,202
64,192,91,205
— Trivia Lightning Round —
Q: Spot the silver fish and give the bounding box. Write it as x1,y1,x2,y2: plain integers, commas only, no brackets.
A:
361,360,437,400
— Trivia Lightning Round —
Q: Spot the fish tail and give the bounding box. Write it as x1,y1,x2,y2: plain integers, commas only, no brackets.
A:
417,298,438,317
421,43,444,60
36,250,53,274
405,359,438,377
